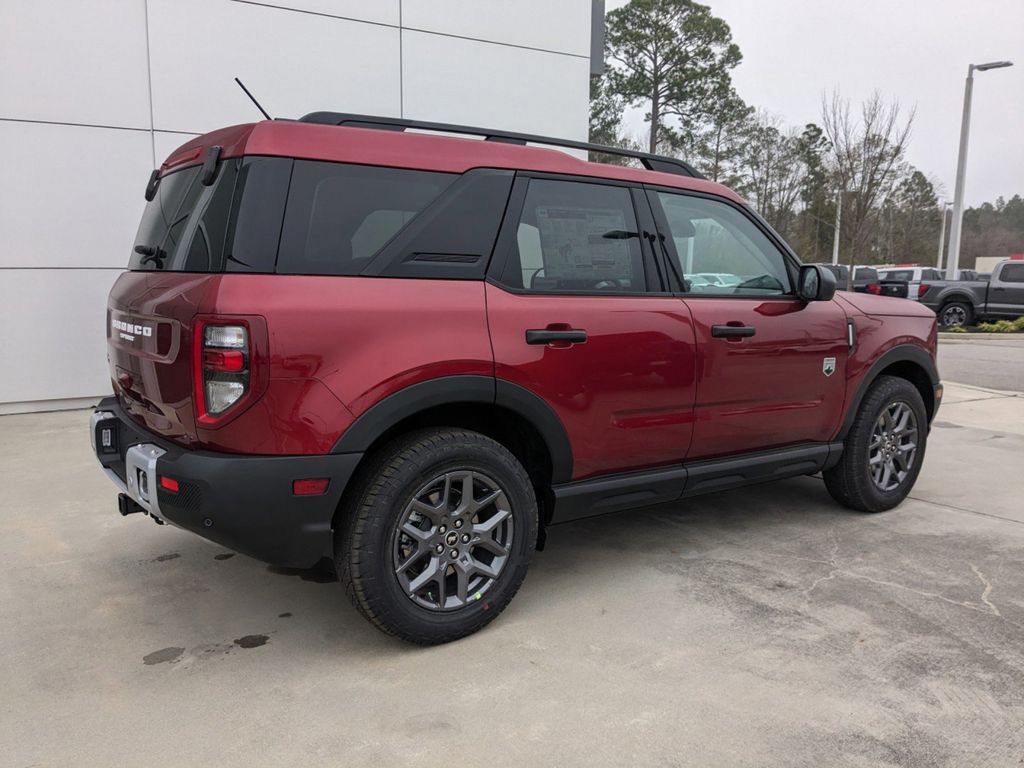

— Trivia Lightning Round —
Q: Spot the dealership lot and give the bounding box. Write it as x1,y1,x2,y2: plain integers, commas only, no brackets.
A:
2,380,1023,767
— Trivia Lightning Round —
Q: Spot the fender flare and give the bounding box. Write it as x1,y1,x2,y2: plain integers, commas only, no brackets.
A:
330,375,573,483
936,292,975,308
838,344,939,441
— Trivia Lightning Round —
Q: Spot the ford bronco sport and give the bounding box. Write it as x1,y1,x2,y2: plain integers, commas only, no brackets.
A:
91,113,941,644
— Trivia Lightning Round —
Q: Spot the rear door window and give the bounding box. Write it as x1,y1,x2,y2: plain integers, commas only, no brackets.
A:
277,161,454,275
498,179,647,293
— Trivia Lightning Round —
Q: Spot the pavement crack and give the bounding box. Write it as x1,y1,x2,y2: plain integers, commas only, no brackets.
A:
969,563,1001,617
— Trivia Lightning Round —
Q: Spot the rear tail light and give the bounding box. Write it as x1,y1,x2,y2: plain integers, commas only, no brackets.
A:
917,283,930,298
867,283,882,295
194,321,250,422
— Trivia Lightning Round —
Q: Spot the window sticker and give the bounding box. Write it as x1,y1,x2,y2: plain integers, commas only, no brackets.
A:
535,206,630,280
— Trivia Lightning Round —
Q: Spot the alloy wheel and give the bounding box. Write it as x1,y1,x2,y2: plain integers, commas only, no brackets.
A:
941,305,967,327
868,400,918,492
392,470,514,611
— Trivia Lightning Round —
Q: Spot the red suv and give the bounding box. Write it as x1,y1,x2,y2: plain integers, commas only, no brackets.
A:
91,113,941,644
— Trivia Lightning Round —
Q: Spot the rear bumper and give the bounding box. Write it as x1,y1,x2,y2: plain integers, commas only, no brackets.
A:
90,397,362,568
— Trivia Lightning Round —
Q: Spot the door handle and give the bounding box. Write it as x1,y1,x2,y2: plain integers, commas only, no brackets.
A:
711,324,756,338
526,329,588,345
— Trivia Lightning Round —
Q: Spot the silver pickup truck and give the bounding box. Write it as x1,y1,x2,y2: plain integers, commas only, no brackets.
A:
921,260,1024,327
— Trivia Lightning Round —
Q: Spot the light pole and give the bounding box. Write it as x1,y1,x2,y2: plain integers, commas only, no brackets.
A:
831,188,843,266
936,203,949,269
945,60,1013,278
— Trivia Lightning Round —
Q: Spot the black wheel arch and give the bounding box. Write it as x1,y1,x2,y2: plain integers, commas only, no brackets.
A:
330,375,573,485
838,345,939,441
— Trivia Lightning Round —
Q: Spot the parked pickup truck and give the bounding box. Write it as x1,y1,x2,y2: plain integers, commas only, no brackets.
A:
920,260,1024,327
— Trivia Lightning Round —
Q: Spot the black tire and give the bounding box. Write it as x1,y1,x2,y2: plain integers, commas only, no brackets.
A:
824,375,928,512
938,300,973,328
336,428,537,645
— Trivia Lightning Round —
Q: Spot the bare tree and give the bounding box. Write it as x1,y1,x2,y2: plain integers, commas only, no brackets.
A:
734,111,805,238
821,91,914,284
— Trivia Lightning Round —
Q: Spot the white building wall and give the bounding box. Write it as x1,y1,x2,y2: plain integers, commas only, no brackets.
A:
0,0,592,413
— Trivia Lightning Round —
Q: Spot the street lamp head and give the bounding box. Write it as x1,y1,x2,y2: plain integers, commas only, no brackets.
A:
974,60,1014,71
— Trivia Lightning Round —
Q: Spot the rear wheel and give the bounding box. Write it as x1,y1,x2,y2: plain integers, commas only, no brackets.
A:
824,376,928,512
336,429,537,644
939,301,972,328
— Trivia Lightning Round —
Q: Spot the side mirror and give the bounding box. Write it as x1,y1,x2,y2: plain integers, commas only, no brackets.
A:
798,264,836,302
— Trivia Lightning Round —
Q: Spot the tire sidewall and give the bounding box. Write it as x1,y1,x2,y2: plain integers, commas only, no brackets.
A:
347,433,537,641
852,378,928,510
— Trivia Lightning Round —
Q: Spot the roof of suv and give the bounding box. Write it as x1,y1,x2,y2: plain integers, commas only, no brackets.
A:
161,120,744,204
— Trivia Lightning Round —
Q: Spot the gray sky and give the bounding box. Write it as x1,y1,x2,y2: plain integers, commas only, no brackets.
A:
609,0,1023,206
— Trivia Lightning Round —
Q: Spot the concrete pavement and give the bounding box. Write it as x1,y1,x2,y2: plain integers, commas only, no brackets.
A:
2,383,1023,767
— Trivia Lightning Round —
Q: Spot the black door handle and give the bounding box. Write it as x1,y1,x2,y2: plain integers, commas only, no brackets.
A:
526,329,588,345
711,325,756,338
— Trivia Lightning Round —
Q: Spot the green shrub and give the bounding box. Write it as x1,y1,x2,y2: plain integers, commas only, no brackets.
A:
944,325,968,333
977,318,1024,333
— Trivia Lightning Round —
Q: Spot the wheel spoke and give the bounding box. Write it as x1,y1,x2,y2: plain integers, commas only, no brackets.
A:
472,536,510,557
407,557,441,594
454,561,470,603
473,506,511,535
401,519,432,542
470,556,500,579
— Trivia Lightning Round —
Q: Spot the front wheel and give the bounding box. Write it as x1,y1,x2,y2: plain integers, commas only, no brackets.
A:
824,376,928,512
336,429,537,644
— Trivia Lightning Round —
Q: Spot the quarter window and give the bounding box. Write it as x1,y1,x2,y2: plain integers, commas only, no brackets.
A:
277,161,454,276
500,179,646,293
654,192,791,296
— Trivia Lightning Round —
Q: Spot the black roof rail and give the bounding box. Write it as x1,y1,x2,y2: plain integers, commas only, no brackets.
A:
298,111,705,180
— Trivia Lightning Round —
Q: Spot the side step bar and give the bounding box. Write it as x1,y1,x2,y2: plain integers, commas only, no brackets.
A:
549,442,843,525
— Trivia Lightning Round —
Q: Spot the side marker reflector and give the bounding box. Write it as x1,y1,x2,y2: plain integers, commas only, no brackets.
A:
293,478,329,496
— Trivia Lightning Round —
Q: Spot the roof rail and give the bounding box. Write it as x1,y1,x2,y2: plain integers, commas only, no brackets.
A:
298,111,705,180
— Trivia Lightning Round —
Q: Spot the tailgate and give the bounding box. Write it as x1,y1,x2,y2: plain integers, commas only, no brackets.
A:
107,272,219,446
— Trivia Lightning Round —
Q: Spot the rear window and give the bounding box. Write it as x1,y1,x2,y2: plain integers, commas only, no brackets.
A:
855,267,879,280
276,161,455,276
130,157,288,273
882,269,914,281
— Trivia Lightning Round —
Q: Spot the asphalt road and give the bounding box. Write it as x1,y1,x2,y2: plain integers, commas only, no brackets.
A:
938,335,1024,391
3,385,1024,767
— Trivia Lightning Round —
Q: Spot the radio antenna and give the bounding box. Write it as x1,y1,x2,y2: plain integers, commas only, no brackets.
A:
234,77,272,120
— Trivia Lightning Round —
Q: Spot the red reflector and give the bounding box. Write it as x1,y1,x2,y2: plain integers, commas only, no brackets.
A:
203,349,245,372
159,476,180,493
918,283,929,297
293,478,329,496
867,283,881,295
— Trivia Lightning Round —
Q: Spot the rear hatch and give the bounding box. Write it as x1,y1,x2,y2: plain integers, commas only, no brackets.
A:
108,138,289,446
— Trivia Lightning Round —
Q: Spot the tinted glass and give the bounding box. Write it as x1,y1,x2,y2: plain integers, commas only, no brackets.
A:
129,158,280,272
882,269,914,281
655,193,790,295
854,267,879,280
277,161,454,276
131,166,204,270
501,179,646,292
1002,264,1024,283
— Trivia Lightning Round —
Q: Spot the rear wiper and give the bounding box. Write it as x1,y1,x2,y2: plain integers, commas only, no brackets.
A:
134,244,167,269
